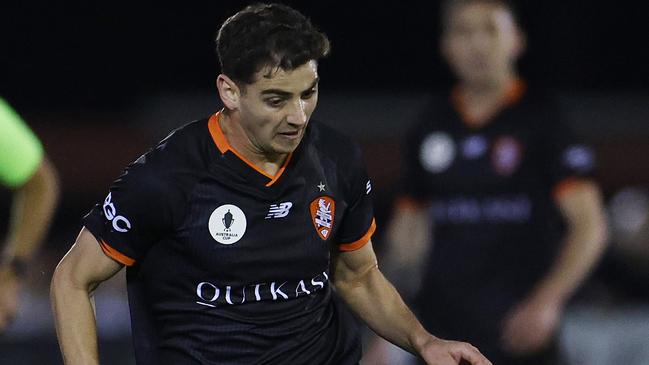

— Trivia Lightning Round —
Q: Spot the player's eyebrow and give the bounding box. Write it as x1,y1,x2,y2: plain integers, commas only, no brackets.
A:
260,78,319,96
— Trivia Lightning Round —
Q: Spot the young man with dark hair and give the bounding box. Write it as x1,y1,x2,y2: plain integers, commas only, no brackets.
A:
379,0,608,364
50,4,491,365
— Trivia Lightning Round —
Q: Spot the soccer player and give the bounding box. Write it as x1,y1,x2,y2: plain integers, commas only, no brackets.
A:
379,0,608,364
0,96,59,332
50,4,491,365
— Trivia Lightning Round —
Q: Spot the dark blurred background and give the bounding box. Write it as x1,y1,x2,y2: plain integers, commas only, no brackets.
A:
1,1,649,364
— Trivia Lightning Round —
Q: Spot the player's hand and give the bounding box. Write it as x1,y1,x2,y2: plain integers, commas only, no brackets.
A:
418,336,492,365
0,265,21,333
501,295,562,355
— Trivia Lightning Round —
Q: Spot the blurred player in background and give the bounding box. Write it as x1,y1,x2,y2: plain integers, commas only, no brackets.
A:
0,96,59,332
50,4,492,365
373,0,608,364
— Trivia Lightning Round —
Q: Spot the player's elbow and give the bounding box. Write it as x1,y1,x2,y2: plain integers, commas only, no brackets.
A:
50,258,72,301
33,156,61,205
332,262,380,295
50,254,93,301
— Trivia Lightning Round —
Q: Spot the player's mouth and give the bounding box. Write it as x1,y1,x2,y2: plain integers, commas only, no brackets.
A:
277,129,302,140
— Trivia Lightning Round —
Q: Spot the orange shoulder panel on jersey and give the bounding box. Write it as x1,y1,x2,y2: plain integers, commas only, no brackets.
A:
394,195,428,212
98,239,136,266
552,177,592,201
338,218,377,252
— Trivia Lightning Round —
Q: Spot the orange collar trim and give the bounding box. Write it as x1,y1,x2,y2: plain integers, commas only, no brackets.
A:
208,112,230,154
451,78,527,128
207,112,292,187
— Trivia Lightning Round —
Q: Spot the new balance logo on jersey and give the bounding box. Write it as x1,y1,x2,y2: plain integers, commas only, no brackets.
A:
265,202,293,219
366,180,372,195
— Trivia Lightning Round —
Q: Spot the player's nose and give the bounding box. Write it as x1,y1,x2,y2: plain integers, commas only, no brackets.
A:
286,99,308,126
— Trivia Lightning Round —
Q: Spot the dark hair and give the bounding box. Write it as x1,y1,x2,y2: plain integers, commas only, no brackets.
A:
441,0,520,31
216,3,330,85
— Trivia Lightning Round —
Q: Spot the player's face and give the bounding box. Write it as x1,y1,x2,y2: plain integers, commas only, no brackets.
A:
237,60,319,156
441,2,523,85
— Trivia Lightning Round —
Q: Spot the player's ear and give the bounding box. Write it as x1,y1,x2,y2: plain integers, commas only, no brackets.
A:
216,74,241,110
512,27,527,59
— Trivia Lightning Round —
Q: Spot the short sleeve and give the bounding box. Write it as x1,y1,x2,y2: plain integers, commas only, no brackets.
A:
335,144,376,252
83,154,178,266
542,118,596,197
0,97,44,188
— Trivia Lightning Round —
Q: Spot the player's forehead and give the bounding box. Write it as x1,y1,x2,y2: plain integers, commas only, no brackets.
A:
247,60,319,95
447,2,515,30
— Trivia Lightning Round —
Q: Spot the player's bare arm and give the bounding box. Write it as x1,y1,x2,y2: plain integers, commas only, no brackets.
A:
0,157,59,331
331,239,492,365
51,227,124,365
502,180,608,354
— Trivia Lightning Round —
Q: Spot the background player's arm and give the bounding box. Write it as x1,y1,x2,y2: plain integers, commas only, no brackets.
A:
502,180,608,354
0,157,59,331
2,156,59,265
0,97,60,331
381,199,431,298
332,240,492,365
51,228,123,365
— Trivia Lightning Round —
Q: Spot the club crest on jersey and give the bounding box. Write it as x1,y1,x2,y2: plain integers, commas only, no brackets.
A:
420,132,456,173
310,196,336,240
208,204,247,245
491,136,523,176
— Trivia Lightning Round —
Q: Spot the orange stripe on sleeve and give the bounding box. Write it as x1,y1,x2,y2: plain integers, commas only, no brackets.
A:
394,195,428,212
338,218,377,252
99,240,136,266
552,177,591,201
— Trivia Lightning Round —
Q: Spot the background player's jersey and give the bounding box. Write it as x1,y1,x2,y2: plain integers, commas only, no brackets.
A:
403,84,595,353
0,97,43,188
84,112,375,365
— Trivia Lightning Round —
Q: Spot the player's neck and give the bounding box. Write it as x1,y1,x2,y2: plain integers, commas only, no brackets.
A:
218,112,288,177
462,73,516,102
456,73,519,128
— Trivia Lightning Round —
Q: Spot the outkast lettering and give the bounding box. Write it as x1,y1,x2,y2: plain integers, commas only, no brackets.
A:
195,271,329,307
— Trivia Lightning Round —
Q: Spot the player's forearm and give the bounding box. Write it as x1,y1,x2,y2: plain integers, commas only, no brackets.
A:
532,211,607,304
381,206,430,298
3,158,59,261
51,266,101,365
334,266,433,355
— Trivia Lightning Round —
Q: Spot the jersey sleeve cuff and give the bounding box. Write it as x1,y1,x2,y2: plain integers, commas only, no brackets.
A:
552,177,592,200
98,239,136,266
338,218,376,252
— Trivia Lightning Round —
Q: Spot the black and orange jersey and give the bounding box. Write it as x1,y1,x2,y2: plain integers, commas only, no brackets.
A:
402,81,595,361
83,112,376,365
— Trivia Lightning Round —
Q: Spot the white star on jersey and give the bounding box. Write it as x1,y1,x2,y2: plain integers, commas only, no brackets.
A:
317,182,326,192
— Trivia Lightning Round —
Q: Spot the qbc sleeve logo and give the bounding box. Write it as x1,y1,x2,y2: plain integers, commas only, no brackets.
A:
102,192,132,233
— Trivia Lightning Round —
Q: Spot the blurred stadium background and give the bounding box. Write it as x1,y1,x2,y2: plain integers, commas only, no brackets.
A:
1,1,648,364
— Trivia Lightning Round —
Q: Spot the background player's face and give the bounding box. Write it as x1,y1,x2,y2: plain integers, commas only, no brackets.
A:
237,60,319,156
441,2,523,86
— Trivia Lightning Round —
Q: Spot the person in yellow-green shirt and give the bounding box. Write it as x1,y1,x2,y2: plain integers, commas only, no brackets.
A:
0,97,59,332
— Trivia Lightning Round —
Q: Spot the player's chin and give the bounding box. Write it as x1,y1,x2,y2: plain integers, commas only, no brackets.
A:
273,133,304,153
